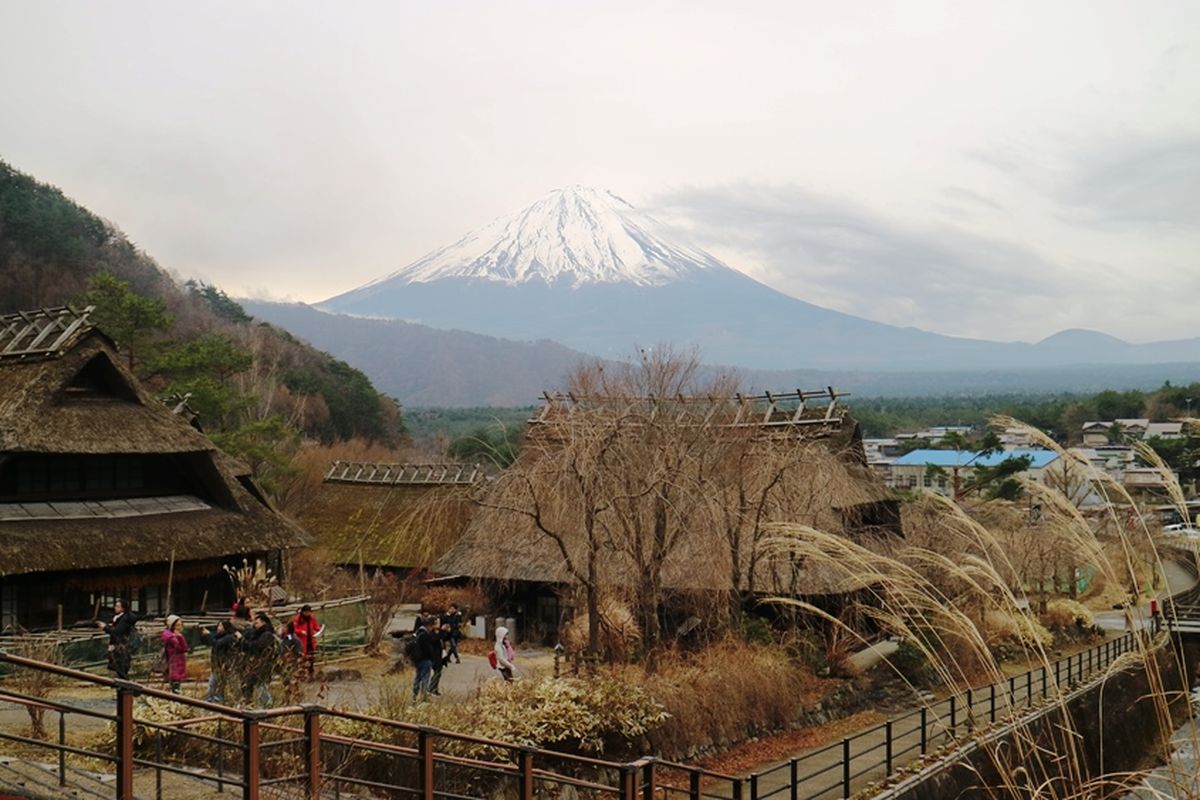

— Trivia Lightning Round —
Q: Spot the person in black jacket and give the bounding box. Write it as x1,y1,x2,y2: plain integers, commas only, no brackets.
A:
95,599,140,680
199,620,237,703
441,604,463,664
428,623,452,696
411,623,438,700
239,613,278,706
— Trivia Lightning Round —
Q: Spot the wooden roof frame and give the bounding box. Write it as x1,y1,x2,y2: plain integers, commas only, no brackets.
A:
0,306,96,362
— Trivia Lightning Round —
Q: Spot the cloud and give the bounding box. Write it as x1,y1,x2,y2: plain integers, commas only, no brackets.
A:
650,183,1074,340
1057,135,1200,230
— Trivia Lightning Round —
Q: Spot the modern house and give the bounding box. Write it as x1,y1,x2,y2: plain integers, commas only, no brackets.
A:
889,448,1060,495
0,306,308,632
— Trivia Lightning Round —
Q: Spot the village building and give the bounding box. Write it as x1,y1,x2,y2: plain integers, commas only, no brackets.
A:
889,448,1060,495
1079,419,1183,446
294,461,481,573
0,306,308,632
435,389,902,644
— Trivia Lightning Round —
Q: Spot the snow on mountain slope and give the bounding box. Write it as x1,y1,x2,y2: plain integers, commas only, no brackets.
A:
359,185,726,288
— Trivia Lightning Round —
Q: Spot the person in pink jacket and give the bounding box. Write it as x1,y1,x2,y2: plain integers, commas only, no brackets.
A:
161,614,190,694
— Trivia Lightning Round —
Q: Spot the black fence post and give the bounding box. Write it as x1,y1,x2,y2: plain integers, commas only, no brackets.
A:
1026,671,1032,707
841,737,851,798
966,688,974,731
949,695,957,738
885,720,893,774
58,710,66,787
789,758,798,800
642,758,656,800
920,707,927,755
690,769,701,800
749,772,759,800
1055,659,1061,690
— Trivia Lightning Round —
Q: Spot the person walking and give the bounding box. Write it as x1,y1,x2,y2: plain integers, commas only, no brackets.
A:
96,599,140,680
441,604,463,664
199,620,237,703
411,622,436,700
492,626,515,682
160,615,190,694
292,605,323,680
428,623,451,696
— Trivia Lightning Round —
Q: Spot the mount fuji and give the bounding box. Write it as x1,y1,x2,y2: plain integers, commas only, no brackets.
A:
319,186,1200,372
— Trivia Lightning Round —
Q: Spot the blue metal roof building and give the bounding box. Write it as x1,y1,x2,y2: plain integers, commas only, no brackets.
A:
891,448,1060,469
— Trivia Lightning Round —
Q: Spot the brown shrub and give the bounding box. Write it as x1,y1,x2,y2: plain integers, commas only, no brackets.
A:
420,584,491,624
1040,599,1095,633
618,639,821,759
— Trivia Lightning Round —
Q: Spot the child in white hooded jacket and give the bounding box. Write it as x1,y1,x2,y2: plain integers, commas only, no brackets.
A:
493,626,515,682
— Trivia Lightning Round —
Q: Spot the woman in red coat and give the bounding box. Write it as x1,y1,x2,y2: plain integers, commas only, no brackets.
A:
292,605,323,680
160,614,190,694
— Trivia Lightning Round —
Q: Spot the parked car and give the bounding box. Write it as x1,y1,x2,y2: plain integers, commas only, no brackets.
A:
1162,523,1200,539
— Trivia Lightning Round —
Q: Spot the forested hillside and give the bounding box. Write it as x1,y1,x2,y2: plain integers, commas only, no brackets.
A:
0,160,406,493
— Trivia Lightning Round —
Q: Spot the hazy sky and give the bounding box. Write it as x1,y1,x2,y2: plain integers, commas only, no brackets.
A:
1,2,1196,343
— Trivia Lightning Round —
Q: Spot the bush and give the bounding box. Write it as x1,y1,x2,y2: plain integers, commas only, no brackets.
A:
1041,599,1095,633
890,640,933,686
420,584,490,624
627,640,821,759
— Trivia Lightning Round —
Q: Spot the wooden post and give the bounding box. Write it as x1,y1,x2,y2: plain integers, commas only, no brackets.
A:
200,590,209,614
116,686,135,800
622,766,639,800
165,548,176,616
242,716,260,800
518,748,535,800
417,728,434,800
305,709,322,800
642,758,655,800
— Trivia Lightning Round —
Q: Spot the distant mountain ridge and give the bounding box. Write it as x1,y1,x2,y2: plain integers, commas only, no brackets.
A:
322,186,1200,372
244,301,1200,408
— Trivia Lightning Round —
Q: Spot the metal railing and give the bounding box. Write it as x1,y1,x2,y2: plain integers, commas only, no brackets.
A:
741,631,1138,800
0,625,1171,800
0,651,743,800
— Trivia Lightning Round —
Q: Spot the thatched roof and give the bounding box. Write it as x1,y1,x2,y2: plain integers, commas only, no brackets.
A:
0,312,310,575
435,431,898,596
295,474,475,569
0,332,212,454
0,506,304,577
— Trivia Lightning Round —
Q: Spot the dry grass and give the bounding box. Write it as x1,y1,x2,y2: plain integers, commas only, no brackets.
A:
753,415,1200,797
615,640,826,759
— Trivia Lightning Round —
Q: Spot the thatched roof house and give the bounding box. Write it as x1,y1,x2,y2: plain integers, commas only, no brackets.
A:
434,389,901,640
0,307,308,631
294,462,481,571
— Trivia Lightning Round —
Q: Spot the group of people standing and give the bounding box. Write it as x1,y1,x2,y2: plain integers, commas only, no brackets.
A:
97,596,324,706
406,604,464,699
402,604,517,700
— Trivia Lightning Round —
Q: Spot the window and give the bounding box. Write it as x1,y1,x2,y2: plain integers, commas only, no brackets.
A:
0,454,189,502
923,475,932,487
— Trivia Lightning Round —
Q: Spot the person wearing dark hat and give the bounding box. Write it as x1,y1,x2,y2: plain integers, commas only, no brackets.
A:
292,604,323,680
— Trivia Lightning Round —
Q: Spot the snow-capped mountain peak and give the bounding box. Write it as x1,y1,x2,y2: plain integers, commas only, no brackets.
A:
369,185,725,288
